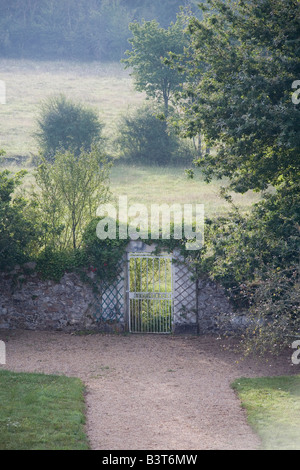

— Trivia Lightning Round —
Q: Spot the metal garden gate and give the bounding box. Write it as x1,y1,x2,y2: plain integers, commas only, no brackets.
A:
127,253,173,333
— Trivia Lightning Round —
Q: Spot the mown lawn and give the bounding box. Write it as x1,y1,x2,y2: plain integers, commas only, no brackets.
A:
232,375,300,450
0,370,89,450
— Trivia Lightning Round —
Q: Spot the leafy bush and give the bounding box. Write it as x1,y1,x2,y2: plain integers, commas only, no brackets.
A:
197,182,300,353
115,104,195,165
35,248,87,282
243,265,299,355
35,94,104,161
33,146,111,251
0,169,41,270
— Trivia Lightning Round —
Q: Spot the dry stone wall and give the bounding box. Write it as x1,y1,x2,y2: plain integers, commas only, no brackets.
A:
0,264,125,333
197,278,247,334
0,261,248,335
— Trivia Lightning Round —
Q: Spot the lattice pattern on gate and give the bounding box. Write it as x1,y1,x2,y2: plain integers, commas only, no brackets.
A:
173,260,197,326
101,277,124,322
94,263,125,323
93,243,198,332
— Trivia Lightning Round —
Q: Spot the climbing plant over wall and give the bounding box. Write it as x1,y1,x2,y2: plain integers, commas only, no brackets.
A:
82,217,199,285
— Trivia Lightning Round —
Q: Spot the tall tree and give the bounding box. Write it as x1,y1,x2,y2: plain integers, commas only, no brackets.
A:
174,0,300,192
170,0,300,353
122,14,190,116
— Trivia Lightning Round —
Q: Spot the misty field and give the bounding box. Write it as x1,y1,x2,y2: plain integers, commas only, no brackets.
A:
0,59,260,216
109,164,261,216
0,59,144,156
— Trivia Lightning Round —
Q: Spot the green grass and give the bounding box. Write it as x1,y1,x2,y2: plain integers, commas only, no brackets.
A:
1,161,261,219
0,370,89,450
0,58,261,217
232,375,300,450
109,163,261,217
0,59,144,156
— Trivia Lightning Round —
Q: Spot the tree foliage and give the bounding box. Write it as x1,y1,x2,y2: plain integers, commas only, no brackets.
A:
166,0,300,352
0,169,40,270
0,0,201,61
33,146,111,251
195,180,300,352
35,94,104,161
174,0,300,192
115,104,195,165
122,14,190,115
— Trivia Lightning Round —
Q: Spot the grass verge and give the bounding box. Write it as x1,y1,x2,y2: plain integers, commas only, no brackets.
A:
0,370,89,450
231,375,300,450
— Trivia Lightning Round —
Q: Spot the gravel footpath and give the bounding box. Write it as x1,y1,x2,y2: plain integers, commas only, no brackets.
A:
0,330,296,450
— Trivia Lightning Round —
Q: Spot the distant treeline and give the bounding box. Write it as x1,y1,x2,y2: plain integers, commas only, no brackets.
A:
0,0,201,61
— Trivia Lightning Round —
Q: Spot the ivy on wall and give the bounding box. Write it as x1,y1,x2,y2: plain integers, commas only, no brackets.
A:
34,218,199,284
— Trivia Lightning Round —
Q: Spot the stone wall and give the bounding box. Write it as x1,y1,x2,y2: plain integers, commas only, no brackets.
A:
0,264,124,333
0,262,247,335
197,278,248,334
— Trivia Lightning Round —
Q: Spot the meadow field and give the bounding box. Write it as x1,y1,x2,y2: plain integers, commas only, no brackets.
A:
0,59,144,156
0,59,260,217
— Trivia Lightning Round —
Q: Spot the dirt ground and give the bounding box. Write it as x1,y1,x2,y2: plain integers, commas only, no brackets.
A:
0,329,298,450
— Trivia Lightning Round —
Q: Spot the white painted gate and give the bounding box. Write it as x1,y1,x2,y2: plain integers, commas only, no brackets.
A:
127,253,173,333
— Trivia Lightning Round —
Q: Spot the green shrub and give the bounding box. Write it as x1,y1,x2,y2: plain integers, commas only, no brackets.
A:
35,248,86,282
82,218,129,284
197,182,300,353
35,94,104,161
0,169,41,270
115,104,195,165
33,146,111,251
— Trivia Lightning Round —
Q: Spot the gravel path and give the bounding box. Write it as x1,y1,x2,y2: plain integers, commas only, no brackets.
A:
0,330,296,450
